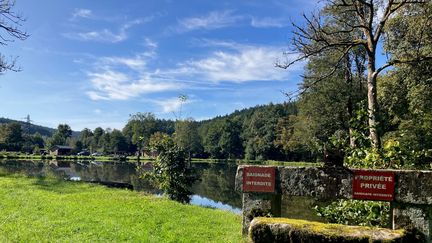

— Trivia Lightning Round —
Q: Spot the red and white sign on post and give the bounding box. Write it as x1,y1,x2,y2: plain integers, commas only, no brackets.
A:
243,167,275,193
352,170,395,201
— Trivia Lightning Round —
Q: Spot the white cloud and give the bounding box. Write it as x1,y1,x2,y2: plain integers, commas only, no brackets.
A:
86,51,181,101
64,19,142,43
75,29,127,43
144,38,158,49
84,40,303,101
172,44,300,83
177,10,243,32
250,17,287,28
72,8,92,18
153,97,191,113
101,55,147,71
87,69,180,101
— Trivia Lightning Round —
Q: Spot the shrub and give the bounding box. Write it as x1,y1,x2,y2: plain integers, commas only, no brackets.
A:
315,199,390,227
139,133,196,203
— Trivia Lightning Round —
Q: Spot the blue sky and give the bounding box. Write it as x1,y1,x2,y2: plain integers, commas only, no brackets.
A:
0,0,319,131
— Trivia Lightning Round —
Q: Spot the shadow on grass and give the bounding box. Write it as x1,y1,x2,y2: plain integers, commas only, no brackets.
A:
31,175,91,195
0,169,85,194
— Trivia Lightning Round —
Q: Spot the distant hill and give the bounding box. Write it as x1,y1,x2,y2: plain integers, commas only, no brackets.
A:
0,117,78,137
198,102,298,125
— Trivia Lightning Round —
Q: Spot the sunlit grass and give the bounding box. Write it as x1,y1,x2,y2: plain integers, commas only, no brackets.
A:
0,173,242,242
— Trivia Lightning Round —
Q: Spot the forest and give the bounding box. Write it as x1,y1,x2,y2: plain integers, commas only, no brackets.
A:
1,1,431,169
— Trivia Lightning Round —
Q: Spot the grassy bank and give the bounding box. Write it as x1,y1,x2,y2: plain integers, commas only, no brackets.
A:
191,158,322,167
0,173,243,242
0,152,154,163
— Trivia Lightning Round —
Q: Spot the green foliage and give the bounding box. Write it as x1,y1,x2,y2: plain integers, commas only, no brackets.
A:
123,112,157,149
218,118,243,159
109,129,128,154
57,124,72,139
198,102,298,161
0,122,23,151
244,110,277,160
122,112,175,156
141,133,196,203
174,119,202,159
343,101,432,169
46,124,73,149
315,200,390,227
79,128,93,149
201,119,223,158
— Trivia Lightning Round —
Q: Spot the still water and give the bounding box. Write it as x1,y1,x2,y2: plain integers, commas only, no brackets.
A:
0,160,324,221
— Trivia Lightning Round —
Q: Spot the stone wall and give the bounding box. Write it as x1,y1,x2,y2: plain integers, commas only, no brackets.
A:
235,166,432,242
249,217,425,243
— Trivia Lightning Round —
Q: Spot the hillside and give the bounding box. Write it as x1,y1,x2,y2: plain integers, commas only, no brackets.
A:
0,117,56,137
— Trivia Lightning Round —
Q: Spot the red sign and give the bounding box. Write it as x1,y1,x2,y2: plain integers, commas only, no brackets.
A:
352,170,395,201
243,167,275,193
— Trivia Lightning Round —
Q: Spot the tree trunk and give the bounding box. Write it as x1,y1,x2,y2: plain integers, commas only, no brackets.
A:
344,55,356,148
366,53,380,148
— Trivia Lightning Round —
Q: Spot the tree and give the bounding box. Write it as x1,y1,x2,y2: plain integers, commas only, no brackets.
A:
243,110,279,160
174,118,202,160
79,128,93,150
46,133,66,149
71,139,83,153
109,129,128,154
0,0,29,73
218,118,243,159
279,45,367,160
274,115,318,161
377,2,432,166
46,124,72,149
57,124,72,139
123,112,157,156
142,133,196,203
0,122,23,150
31,132,44,148
279,0,431,148
100,129,112,154
201,120,223,158
92,127,104,151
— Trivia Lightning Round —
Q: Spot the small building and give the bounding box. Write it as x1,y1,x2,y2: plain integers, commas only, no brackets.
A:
140,148,158,158
50,145,73,156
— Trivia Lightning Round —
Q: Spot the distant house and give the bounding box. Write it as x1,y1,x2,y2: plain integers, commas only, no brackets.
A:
140,148,158,158
50,145,73,156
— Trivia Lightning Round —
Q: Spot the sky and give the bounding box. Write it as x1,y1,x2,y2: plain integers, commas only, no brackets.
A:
0,0,320,131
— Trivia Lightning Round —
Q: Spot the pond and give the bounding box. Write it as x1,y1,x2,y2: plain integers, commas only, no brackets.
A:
0,160,325,221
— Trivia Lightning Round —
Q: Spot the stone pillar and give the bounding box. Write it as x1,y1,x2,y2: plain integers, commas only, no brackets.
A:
241,192,281,235
392,202,432,242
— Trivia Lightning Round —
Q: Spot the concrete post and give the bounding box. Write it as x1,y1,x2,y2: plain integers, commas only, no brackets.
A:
392,202,432,242
241,192,281,235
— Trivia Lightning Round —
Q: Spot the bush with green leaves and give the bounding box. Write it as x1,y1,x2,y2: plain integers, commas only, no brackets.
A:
139,133,196,203
323,100,431,169
315,200,390,227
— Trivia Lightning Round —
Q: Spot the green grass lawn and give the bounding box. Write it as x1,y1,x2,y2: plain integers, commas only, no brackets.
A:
0,173,243,242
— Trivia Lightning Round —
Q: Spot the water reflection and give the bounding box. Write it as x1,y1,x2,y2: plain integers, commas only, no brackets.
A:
190,195,241,214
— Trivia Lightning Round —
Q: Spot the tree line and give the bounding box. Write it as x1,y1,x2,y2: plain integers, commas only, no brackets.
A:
0,104,307,161
1,1,430,168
